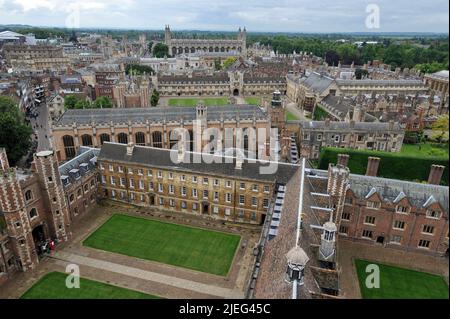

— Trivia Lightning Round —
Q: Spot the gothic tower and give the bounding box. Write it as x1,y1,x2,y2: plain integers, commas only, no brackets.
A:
0,148,39,271
33,151,72,242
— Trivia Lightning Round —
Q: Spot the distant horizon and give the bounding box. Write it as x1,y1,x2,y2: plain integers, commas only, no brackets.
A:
1,24,449,36
0,0,448,34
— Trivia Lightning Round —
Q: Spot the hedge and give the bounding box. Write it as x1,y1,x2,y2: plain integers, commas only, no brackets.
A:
318,147,449,186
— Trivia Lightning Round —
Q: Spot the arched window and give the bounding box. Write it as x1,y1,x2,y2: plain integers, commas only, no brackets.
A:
117,133,128,144
77,188,82,197
29,208,37,219
135,132,146,146
63,135,76,159
152,131,163,148
99,133,110,145
69,194,75,203
172,47,177,55
81,134,93,147
25,190,33,201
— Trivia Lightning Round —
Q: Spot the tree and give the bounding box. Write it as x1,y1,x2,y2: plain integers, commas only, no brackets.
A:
222,57,237,69
355,68,369,79
325,50,340,66
147,41,153,52
0,96,33,166
150,89,160,107
125,64,154,76
214,59,222,71
431,115,449,143
64,95,78,109
74,100,91,109
94,96,113,109
153,43,170,58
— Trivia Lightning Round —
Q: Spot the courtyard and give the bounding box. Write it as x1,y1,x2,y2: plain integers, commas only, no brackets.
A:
21,272,160,299
355,259,449,299
168,97,229,106
0,205,256,299
83,214,241,276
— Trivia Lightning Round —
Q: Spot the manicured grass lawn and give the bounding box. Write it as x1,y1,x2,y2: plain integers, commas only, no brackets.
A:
244,97,261,105
355,259,449,299
21,272,159,299
168,98,229,107
286,111,299,121
84,214,241,276
401,143,449,158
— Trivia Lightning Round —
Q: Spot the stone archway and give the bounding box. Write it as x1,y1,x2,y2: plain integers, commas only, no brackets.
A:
233,88,239,96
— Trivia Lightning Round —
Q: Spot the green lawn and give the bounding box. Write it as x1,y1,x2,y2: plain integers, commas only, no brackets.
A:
168,98,229,107
401,143,449,158
21,272,159,299
355,259,449,299
286,111,299,121
83,214,241,276
244,97,261,105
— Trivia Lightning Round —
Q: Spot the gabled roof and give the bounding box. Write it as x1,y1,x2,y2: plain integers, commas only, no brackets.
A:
349,174,449,214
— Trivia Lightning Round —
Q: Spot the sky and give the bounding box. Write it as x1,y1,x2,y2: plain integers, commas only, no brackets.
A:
0,0,448,33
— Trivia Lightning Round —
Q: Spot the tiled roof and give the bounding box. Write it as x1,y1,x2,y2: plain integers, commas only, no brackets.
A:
98,142,300,184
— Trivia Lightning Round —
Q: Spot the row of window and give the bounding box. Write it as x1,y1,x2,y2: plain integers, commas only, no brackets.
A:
68,179,96,203
104,180,270,209
342,212,438,235
100,167,271,192
339,226,433,249
109,190,259,220
347,200,442,219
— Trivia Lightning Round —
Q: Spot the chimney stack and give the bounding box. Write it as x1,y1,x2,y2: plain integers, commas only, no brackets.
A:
337,154,350,167
366,157,380,177
428,165,445,185
126,142,135,156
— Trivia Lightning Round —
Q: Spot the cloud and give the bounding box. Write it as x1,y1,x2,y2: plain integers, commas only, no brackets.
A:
0,0,448,32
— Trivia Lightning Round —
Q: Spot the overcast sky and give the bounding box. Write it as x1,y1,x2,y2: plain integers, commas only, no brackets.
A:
0,0,448,33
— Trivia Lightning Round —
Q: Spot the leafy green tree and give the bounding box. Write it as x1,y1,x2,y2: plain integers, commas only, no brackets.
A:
150,89,160,107
74,100,91,109
153,43,170,58
431,115,449,143
64,95,78,109
222,57,237,69
94,96,113,109
126,64,155,76
0,96,33,166
355,68,369,79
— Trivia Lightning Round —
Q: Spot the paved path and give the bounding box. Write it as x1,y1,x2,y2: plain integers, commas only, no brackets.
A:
285,102,308,121
51,251,244,299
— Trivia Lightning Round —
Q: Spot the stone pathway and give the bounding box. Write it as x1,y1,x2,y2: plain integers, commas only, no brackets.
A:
285,102,308,121
50,251,243,299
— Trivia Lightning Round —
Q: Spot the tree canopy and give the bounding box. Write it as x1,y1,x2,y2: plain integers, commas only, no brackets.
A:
153,43,170,58
0,96,33,166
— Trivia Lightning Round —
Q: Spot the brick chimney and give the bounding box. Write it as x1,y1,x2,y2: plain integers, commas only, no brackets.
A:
366,157,380,177
337,154,349,167
428,165,445,185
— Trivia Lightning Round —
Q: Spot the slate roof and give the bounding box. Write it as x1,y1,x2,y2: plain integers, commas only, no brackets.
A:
336,79,426,87
98,142,300,184
59,147,99,187
54,105,267,126
306,168,449,214
348,173,449,214
297,120,403,132
299,72,334,94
